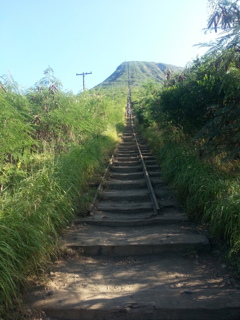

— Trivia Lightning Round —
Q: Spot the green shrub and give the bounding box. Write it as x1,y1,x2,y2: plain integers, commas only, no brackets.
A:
0,72,126,314
139,124,240,270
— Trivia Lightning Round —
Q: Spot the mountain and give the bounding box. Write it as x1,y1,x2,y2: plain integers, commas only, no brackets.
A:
95,61,183,88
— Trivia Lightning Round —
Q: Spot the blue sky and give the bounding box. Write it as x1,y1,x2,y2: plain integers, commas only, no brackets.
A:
1,0,217,93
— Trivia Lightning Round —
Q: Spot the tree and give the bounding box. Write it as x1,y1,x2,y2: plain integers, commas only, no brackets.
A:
208,0,240,32
205,0,240,63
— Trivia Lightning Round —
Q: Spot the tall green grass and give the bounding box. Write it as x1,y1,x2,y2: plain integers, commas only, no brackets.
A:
0,81,126,315
140,123,240,269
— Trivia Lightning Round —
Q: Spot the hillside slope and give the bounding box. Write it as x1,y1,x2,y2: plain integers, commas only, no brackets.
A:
95,61,183,88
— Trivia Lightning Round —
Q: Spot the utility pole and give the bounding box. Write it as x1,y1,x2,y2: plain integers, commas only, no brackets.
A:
127,61,130,87
76,71,92,91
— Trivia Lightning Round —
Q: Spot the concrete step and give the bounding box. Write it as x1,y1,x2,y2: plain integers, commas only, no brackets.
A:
149,171,162,177
110,165,143,173
145,160,158,165
106,179,146,190
120,141,136,145
146,165,160,171
116,151,139,156
60,224,210,256
26,254,240,320
141,152,152,157
112,160,141,167
118,145,137,150
122,137,134,140
77,208,188,227
96,201,153,214
102,189,150,201
116,153,139,158
143,155,155,160
118,146,138,150
109,172,144,180
114,155,140,161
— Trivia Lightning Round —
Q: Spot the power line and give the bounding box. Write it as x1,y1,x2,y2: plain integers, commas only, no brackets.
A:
76,71,92,91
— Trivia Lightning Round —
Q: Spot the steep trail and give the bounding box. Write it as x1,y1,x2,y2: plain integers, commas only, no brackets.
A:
26,112,240,319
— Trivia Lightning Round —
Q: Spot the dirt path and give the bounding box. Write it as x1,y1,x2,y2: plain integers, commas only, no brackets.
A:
25,119,240,320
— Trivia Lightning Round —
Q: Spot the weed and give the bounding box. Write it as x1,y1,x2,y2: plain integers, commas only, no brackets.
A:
139,123,240,270
0,77,127,316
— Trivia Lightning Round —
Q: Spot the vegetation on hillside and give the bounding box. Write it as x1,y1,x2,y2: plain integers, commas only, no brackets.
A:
96,61,183,88
133,0,240,270
0,68,126,316
1,1,240,315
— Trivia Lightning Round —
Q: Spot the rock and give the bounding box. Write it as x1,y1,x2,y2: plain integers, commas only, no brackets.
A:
182,289,193,294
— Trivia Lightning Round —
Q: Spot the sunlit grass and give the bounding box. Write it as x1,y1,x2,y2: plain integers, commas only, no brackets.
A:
0,85,127,316
139,123,240,271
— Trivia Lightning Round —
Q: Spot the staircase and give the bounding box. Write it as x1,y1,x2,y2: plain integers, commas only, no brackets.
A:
26,118,240,320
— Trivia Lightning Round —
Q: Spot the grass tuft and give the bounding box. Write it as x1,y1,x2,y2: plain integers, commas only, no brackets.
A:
0,85,126,316
139,123,240,272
